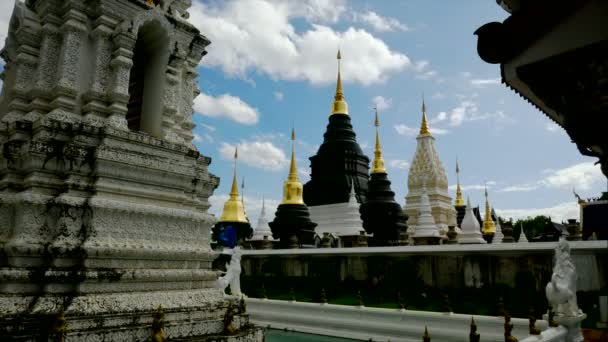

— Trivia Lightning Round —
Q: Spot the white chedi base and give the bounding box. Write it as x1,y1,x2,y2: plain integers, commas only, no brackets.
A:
459,199,486,244
308,186,364,237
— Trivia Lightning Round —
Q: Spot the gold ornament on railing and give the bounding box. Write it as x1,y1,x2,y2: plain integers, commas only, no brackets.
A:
320,288,328,304
151,305,167,342
289,287,296,301
504,314,518,342
357,290,364,306
547,305,558,327
528,307,541,335
469,317,480,342
423,326,431,342
49,310,67,342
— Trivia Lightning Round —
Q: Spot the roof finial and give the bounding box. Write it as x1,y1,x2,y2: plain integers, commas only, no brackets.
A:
455,158,465,207
420,94,431,135
482,183,496,236
331,49,349,115
220,146,248,223
282,127,304,204
371,107,387,174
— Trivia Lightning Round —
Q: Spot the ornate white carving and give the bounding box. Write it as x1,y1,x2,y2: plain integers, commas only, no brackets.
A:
217,248,244,297
546,238,582,317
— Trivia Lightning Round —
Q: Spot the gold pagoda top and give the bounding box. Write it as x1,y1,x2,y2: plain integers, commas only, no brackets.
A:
371,107,387,174
455,159,465,207
482,186,496,235
331,50,349,115
282,128,305,204
219,147,248,223
420,96,431,136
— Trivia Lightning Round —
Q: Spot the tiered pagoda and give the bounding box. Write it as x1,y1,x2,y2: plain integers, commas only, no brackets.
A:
212,148,253,248
270,129,317,248
404,99,457,239
454,160,467,227
303,51,369,240
359,109,408,246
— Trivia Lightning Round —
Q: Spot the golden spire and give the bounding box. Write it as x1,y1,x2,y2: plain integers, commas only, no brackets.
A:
331,50,349,115
455,159,465,207
219,147,248,223
371,107,387,174
482,185,496,235
420,95,431,136
282,127,304,204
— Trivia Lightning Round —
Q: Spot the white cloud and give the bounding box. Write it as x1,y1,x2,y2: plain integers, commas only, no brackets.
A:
430,127,448,135
545,122,561,132
189,0,410,85
389,159,410,170
274,91,284,101
394,124,418,136
498,184,538,193
449,181,496,192
431,92,446,100
220,140,288,171
470,78,501,87
497,201,580,223
541,162,604,191
200,123,217,132
416,70,438,80
193,92,260,125
443,101,511,127
372,95,392,111
353,11,409,32
0,1,14,51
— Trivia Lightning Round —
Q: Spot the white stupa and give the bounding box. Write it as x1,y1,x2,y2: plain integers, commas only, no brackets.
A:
309,182,364,237
491,208,504,243
518,222,529,243
458,198,486,244
412,186,442,244
251,198,273,241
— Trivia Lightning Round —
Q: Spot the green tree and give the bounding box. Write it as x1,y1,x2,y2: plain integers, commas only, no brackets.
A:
511,215,552,241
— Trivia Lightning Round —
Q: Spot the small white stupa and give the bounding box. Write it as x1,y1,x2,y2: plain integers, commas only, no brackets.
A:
518,222,529,243
412,186,442,244
308,182,364,238
458,198,487,244
491,208,504,243
251,198,273,241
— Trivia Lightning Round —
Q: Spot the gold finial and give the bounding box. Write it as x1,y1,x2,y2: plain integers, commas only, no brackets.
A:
220,147,248,223
371,107,387,174
455,159,465,207
423,326,431,342
420,95,431,136
151,305,167,342
482,185,496,235
282,127,304,204
469,317,480,342
331,49,349,115
49,310,67,342
146,0,157,6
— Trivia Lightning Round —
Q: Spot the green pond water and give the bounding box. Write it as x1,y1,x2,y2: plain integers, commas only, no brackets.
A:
265,329,360,342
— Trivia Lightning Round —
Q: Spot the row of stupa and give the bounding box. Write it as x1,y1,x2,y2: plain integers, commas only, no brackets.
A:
213,52,522,249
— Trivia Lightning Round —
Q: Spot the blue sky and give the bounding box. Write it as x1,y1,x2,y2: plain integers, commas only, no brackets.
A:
1,0,604,227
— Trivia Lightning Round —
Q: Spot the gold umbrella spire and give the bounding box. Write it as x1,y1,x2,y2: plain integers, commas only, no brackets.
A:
331,49,349,115
482,185,496,235
420,95,431,136
371,107,387,174
282,127,304,204
219,147,248,223
455,159,465,207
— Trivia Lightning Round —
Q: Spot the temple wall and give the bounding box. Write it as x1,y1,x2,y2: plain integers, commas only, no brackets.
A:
240,242,607,292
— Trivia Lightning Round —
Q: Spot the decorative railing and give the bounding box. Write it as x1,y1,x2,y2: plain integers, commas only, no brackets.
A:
246,298,554,341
